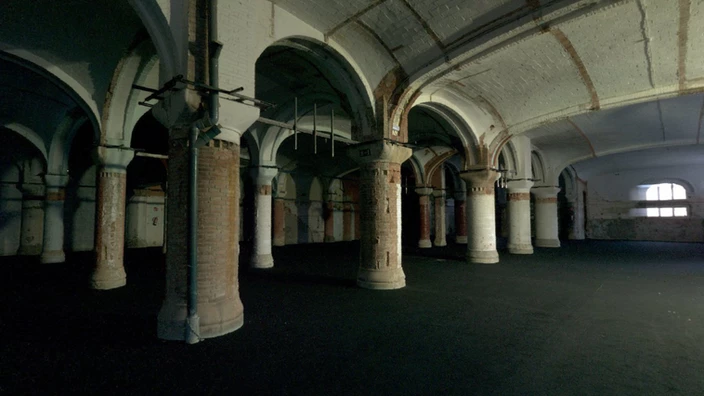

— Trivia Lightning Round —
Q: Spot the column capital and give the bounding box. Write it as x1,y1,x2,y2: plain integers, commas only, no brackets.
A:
531,186,561,199
432,190,446,198
415,186,433,196
44,174,69,188
250,166,278,186
215,125,244,145
95,146,135,173
507,179,534,192
347,140,412,165
459,166,500,191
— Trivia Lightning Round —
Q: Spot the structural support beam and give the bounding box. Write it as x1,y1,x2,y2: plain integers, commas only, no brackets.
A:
454,192,467,244
433,190,447,247
250,166,278,268
460,167,500,264
348,140,412,290
40,174,69,264
17,182,45,256
415,186,433,248
532,186,561,248
507,180,534,254
91,146,134,290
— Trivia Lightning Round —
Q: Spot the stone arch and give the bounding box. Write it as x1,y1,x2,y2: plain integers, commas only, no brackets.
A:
412,100,478,167
47,115,89,175
127,0,180,81
531,149,547,185
3,123,48,164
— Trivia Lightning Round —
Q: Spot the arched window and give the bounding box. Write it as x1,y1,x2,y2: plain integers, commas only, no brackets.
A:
644,183,688,217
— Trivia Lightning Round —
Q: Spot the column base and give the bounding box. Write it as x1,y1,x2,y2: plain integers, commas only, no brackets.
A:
508,244,534,255
250,253,274,269
418,239,432,248
40,250,65,264
357,267,406,290
273,239,286,247
467,249,499,264
535,239,561,248
17,245,42,256
91,267,127,290
455,236,467,244
157,297,244,341
434,239,447,247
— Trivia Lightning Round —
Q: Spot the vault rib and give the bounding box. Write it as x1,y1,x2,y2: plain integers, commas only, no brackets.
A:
567,118,596,158
551,28,600,111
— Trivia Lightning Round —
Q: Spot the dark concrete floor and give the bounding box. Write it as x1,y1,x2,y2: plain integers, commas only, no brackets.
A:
2,240,704,395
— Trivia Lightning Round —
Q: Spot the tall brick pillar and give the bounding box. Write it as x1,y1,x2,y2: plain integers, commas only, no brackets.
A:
272,196,286,247
40,174,69,264
250,166,278,268
348,141,412,290
460,167,500,264
158,129,244,341
433,190,447,247
17,182,45,256
342,202,354,241
91,146,134,290
324,193,335,243
415,187,433,248
507,180,534,254
532,186,561,248
454,192,467,244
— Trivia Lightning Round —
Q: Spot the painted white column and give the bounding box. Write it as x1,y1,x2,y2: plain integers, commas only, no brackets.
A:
416,187,433,248
507,180,534,254
532,186,561,248
454,192,467,244
460,167,500,264
250,166,278,269
92,146,134,290
17,182,46,256
433,190,447,247
40,174,69,264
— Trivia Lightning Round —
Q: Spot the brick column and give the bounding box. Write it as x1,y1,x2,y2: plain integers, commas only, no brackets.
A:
415,187,433,248
272,197,286,246
348,141,412,290
17,182,45,256
507,180,534,254
454,192,467,244
324,194,335,243
342,202,354,241
250,166,278,268
532,186,561,248
40,174,69,264
433,190,447,247
91,146,134,290
158,131,244,341
460,167,500,264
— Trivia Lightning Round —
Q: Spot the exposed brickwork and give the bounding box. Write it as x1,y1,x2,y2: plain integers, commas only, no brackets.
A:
536,197,558,204
92,171,128,290
272,198,286,246
418,193,431,243
509,192,530,201
159,135,243,340
454,199,467,238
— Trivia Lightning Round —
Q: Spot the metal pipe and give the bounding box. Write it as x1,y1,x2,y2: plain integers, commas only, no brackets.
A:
186,125,200,344
208,0,222,126
294,97,298,150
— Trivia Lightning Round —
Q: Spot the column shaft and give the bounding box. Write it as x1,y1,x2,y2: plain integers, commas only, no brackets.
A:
251,167,278,268
461,168,500,264
40,175,68,264
507,188,533,254
272,197,286,246
324,199,335,243
533,187,561,248
417,187,432,248
342,203,354,241
454,197,467,244
433,191,447,247
158,138,244,341
18,185,45,256
92,171,128,288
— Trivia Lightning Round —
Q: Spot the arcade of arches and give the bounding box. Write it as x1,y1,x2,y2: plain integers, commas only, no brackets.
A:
2,1,704,345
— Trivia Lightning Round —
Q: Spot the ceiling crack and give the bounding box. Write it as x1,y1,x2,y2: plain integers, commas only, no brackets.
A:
656,100,666,142
678,0,691,92
635,0,655,89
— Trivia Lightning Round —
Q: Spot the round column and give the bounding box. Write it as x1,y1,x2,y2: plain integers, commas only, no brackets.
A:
324,194,336,243
460,167,500,264
416,187,433,248
342,203,354,241
532,186,561,248
507,180,534,254
158,130,244,341
272,197,286,247
40,174,69,264
17,182,45,256
454,192,467,244
348,141,412,290
250,166,278,268
91,146,134,290
433,190,447,247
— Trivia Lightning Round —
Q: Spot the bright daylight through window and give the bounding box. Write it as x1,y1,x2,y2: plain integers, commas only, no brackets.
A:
645,183,687,217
